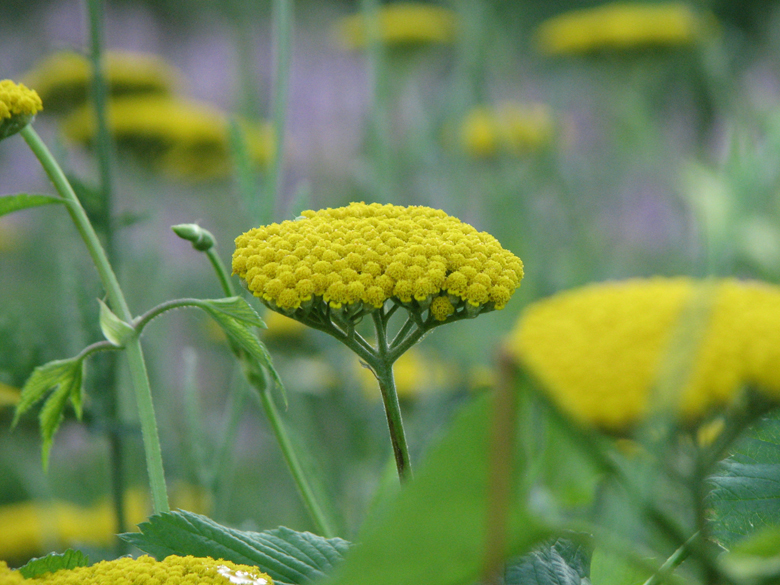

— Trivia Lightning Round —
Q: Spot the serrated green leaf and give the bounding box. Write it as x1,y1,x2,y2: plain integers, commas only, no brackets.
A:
708,413,780,547
324,393,549,585
505,539,591,585
0,193,65,217
121,511,350,585
14,359,78,427
202,296,266,329
202,306,284,401
98,298,136,347
18,548,89,578
14,356,86,470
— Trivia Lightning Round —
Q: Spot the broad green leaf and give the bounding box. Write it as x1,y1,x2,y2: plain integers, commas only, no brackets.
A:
18,548,89,578
505,539,591,585
98,298,136,347
0,193,64,217
708,413,780,547
122,511,350,585
590,547,650,585
324,393,549,585
201,297,266,329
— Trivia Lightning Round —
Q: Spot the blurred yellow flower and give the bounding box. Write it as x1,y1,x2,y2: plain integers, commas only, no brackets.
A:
263,310,307,338
0,382,20,409
337,2,459,49
1,555,272,585
23,51,181,114
535,2,714,56
460,103,554,158
507,278,780,431
356,347,453,400
0,485,209,561
0,80,42,140
61,96,274,180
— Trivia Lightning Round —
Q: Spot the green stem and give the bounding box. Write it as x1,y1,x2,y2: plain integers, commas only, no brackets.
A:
20,125,170,514
360,0,393,203
266,0,293,223
207,248,237,297
372,311,412,480
246,363,336,537
86,0,127,549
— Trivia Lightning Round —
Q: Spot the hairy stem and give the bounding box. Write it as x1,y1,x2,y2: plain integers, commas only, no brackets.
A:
20,125,169,514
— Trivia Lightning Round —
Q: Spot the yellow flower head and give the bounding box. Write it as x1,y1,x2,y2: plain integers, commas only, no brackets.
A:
460,103,555,158
534,2,714,56
233,202,523,322
23,51,180,114
62,96,274,180
336,3,459,49
0,80,42,140
507,278,780,431
0,555,272,585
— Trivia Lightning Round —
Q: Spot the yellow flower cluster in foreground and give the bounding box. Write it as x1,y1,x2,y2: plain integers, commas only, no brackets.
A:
508,278,780,430
337,2,458,49
460,103,554,158
23,51,179,114
0,80,42,140
233,202,523,319
535,2,712,56
0,555,272,585
62,96,274,180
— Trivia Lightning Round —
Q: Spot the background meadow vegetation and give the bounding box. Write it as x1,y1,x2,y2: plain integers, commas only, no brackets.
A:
3,0,780,583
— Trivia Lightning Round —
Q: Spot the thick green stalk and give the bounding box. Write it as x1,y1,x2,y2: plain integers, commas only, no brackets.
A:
372,311,412,480
266,0,293,223
20,125,170,514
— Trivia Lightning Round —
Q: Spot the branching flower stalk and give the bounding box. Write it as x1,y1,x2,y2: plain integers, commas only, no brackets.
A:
173,223,336,537
233,202,524,480
17,122,170,515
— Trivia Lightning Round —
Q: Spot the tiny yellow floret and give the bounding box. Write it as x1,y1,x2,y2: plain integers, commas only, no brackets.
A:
337,2,459,49
507,278,780,431
535,2,715,56
0,555,273,585
233,202,523,321
0,80,42,140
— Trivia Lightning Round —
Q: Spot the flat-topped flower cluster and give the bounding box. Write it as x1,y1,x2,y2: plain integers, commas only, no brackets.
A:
233,202,523,321
0,555,272,585
0,80,42,140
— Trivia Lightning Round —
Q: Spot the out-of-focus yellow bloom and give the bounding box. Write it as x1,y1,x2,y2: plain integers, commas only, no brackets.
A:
61,96,274,180
263,310,307,338
0,80,42,140
233,202,523,319
0,382,20,409
460,103,554,158
1,555,272,585
0,485,209,561
356,347,453,400
23,51,180,114
535,2,714,56
507,278,780,431
337,3,459,49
